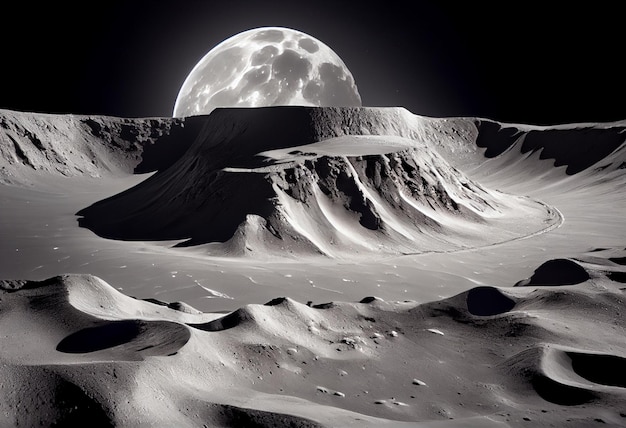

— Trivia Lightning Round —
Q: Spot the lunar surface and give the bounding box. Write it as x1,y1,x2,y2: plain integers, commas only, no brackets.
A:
173,27,362,117
1,106,625,427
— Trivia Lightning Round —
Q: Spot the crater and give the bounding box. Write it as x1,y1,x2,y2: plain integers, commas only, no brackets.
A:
567,352,626,388
515,259,590,286
57,320,190,357
466,286,516,316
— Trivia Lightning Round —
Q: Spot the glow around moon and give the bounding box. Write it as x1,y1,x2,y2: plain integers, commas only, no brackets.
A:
173,27,362,117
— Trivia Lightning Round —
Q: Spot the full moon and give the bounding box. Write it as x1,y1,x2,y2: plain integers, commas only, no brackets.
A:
173,27,362,117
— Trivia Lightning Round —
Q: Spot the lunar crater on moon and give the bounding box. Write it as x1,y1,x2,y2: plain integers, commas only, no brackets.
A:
173,27,361,117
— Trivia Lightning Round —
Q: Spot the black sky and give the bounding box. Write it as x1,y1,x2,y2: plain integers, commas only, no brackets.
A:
2,1,623,125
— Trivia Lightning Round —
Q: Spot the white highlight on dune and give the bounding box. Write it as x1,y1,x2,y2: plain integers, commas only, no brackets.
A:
195,281,234,300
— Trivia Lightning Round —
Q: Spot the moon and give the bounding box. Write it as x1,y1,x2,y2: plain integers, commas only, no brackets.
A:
173,27,362,117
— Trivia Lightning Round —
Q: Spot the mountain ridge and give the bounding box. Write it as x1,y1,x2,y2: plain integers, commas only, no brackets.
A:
73,107,560,257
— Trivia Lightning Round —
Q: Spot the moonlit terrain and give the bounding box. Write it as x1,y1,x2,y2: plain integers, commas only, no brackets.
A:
173,27,362,118
1,106,625,427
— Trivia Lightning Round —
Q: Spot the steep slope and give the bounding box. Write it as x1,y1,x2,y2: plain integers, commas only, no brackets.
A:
76,107,559,258
421,117,626,194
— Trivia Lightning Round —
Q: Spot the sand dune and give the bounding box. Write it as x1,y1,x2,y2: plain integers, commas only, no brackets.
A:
1,255,625,426
1,106,625,426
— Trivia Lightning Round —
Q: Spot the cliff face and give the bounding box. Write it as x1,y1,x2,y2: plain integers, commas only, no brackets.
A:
0,109,198,184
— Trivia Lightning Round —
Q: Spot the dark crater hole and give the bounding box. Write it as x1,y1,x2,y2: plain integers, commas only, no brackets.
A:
567,352,626,388
57,320,142,353
466,286,516,316
516,259,590,286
